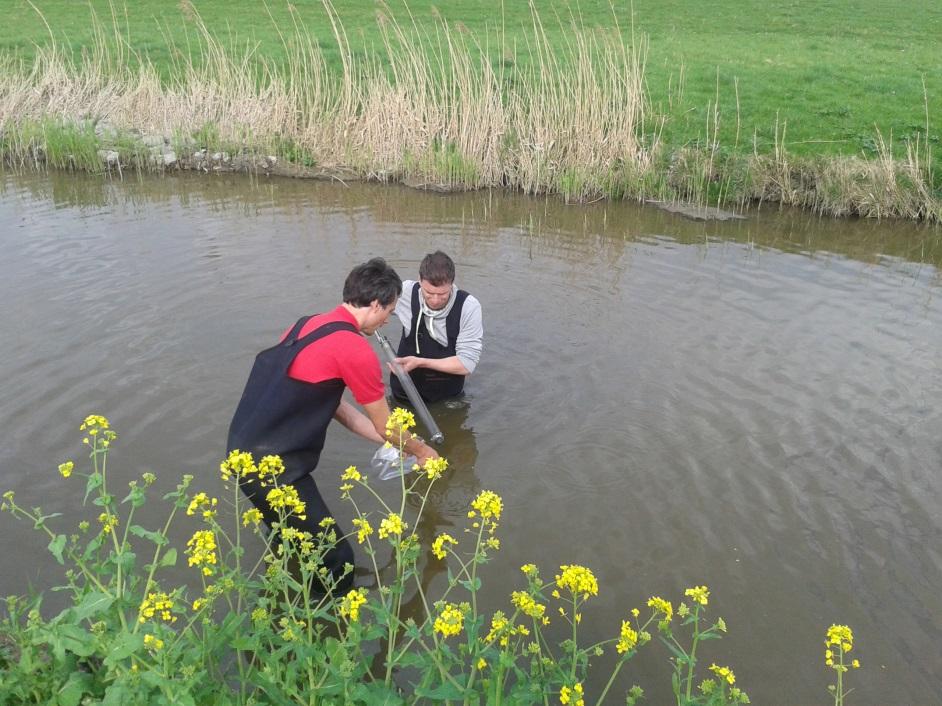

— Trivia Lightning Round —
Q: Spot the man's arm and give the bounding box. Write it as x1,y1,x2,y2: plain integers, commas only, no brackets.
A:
393,355,469,375
333,399,384,444
362,398,439,464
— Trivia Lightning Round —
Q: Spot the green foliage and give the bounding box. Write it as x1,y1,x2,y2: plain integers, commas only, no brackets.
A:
0,411,818,704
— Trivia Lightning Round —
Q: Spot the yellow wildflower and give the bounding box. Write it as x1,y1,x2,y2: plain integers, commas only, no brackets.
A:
386,407,416,434
257,455,285,484
485,611,509,643
476,657,486,670
560,683,584,706
709,663,736,686
192,598,206,611
318,516,335,529
186,492,218,520
485,537,500,550
352,518,373,544
685,585,710,606
521,563,538,576
251,607,268,623
433,602,464,637
98,513,118,534
422,456,449,480
378,512,406,539
220,450,256,482
431,533,457,559
339,587,368,622
647,596,673,622
341,465,361,482
265,486,306,520
852,659,860,669
139,591,176,624
242,508,263,527
511,591,546,619
186,529,218,576
143,633,164,651
556,565,599,599
631,607,640,618
617,620,638,653
470,490,503,521
58,461,74,478
826,624,854,652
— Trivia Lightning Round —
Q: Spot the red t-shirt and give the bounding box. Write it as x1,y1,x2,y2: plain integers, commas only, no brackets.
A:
282,306,385,405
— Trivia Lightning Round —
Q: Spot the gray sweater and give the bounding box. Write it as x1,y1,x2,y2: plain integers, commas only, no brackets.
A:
394,280,484,374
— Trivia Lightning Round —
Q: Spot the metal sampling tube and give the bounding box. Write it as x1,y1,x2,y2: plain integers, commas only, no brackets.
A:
374,331,445,445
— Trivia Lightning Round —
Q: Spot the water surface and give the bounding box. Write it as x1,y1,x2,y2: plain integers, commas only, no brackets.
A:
1,170,940,704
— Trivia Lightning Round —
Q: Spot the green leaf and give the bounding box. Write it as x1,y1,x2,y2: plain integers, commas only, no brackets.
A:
159,547,177,567
84,472,103,504
415,681,467,700
129,524,167,546
103,631,143,667
459,577,482,592
72,591,114,622
54,624,96,658
48,534,67,564
57,671,92,706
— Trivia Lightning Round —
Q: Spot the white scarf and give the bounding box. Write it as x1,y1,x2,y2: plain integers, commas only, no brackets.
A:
415,284,458,352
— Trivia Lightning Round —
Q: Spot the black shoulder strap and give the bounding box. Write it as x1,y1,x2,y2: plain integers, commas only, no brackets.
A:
292,320,358,349
408,282,421,334
282,316,313,345
445,290,469,345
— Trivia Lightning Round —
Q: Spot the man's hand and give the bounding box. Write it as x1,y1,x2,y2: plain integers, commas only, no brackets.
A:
394,356,423,373
414,441,439,465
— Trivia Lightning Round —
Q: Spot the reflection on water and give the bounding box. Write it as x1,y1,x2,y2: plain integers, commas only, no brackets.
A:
1,169,941,704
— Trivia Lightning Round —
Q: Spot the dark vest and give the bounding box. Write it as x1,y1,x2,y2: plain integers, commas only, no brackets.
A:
227,316,357,484
391,283,468,403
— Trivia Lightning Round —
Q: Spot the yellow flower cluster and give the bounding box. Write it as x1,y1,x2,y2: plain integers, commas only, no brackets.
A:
251,607,268,623
265,486,306,520
617,620,638,653
556,565,599,600
647,596,673,622
378,512,406,539
386,408,416,433
58,461,74,478
280,527,315,555
826,624,853,652
80,415,117,447
433,602,465,637
685,585,710,606
709,664,736,686
143,633,164,651
220,450,256,482
186,492,218,521
139,591,176,624
825,624,859,669
257,455,285,484
98,513,118,534
242,508,263,527
352,518,373,544
339,587,368,622
341,465,361,482
431,533,457,559
511,591,546,619
470,490,502,521
520,563,538,577
422,457,449,481
186,529,218,576
560,683,584,706
278,616,305,642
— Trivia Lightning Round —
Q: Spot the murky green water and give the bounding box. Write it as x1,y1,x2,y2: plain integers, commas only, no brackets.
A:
2,170,940,704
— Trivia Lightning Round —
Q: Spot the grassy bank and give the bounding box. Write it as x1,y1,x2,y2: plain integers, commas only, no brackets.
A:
0,1,939,220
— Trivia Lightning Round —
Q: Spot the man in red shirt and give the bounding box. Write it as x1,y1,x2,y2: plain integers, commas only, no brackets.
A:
227,258,438,593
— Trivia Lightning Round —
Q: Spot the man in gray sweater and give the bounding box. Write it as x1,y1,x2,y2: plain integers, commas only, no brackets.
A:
391,251,483,403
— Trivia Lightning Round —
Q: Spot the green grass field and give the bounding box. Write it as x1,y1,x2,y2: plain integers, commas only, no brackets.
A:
3,0,941,161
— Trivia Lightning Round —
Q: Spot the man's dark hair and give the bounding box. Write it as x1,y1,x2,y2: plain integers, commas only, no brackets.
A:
343,257,402,307
418,251,456,286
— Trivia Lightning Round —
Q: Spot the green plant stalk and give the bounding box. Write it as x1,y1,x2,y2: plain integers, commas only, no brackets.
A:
684,607,701,702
